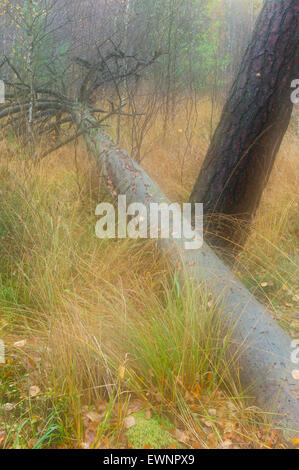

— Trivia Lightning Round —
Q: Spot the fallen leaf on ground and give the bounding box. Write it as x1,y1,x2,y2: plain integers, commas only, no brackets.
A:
27,439,37,449
2,403,14,412
127,400,144,414
222,439,233,449
85,411,102,423
190,441,201,449
83,428,97,448
203,420,213,428
96,402,108,413
13,340,27,348
175,428,188,443
29,385,40,397
124,416,136,429
291,370,299,380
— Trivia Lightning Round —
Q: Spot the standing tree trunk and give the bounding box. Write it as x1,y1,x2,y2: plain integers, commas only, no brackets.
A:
190,0,299,259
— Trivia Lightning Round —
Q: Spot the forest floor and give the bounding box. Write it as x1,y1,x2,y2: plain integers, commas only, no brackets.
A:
0,98,298,449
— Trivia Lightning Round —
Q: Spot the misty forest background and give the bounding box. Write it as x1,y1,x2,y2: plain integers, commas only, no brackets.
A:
0,0,298,449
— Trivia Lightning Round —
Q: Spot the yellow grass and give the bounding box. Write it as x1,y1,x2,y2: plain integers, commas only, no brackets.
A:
0,97,298,449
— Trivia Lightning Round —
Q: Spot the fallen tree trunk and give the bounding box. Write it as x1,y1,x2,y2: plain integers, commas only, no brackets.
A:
74,108,299,438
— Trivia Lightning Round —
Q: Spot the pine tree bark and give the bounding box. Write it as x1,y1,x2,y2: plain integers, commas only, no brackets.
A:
190,0,299,258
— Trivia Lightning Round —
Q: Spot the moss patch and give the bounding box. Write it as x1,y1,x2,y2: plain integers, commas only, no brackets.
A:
126,411,180,449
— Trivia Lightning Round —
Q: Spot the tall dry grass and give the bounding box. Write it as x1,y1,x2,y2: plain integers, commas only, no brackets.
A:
0,97,297,449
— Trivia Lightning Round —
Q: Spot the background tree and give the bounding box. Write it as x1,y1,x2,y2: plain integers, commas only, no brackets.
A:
190,0,299,260
0,0,264,163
